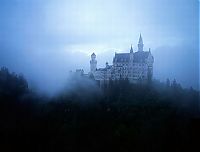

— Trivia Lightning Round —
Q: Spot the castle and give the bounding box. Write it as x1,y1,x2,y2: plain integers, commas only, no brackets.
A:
89,34,154,85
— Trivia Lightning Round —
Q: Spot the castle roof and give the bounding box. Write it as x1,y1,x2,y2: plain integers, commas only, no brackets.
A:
113,51,150,63
114,53,130,62
91,52,96,56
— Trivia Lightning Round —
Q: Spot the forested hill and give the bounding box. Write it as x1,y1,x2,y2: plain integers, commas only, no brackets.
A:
0,67,199,152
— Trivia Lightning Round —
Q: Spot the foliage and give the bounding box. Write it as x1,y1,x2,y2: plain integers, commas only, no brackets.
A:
0,67,199,152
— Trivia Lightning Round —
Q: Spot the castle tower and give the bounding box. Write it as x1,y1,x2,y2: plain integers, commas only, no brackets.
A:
130,44,133,53
146,48,154,82
138,33,144,52
129,44,134,81
130,44,134,61
90,52,97,73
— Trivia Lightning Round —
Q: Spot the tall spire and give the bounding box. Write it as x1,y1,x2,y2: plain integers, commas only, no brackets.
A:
138,33,144,52
130,44,133,53
138,33,143,44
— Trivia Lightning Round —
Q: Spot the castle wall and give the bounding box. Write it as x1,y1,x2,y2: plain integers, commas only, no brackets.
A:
89,35,154,84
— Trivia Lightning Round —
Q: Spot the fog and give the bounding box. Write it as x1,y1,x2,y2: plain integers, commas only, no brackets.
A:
0,0,199,94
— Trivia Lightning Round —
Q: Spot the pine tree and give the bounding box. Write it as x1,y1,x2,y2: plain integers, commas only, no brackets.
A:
166,78,170,88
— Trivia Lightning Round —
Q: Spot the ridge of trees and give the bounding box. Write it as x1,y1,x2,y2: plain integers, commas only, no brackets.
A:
0,67,199,152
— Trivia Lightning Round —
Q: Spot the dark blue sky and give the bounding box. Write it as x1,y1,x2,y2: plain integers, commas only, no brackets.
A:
0,0,199,94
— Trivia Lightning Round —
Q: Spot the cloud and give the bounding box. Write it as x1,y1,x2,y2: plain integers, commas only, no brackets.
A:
153,44,199,89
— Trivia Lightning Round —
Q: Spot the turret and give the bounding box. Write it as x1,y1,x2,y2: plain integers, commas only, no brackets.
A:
130,44,134,61
146,48,154,82
138,33,144,52
90,52,97,73
91,52,96,60
106,62,109,68
129,44,134,80
130,44,133,53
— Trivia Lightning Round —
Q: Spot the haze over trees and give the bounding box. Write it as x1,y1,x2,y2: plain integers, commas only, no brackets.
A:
0,67,199,152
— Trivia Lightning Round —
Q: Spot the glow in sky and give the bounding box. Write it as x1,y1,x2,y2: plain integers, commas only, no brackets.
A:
0,0,199,93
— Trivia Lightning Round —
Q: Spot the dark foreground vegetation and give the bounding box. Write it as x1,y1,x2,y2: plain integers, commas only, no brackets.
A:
0,67,199,152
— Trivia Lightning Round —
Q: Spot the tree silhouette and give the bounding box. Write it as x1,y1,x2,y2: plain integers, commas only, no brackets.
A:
0,67,28,99
0,67,199,152
166,78,170,88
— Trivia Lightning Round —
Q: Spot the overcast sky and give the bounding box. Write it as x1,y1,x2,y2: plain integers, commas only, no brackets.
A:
0,0,199,94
